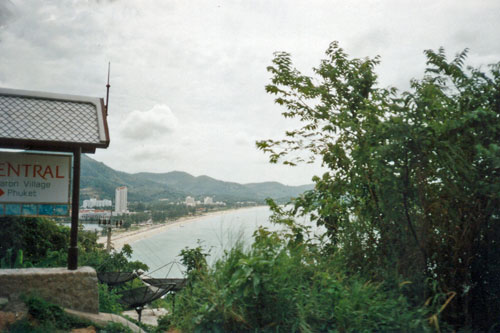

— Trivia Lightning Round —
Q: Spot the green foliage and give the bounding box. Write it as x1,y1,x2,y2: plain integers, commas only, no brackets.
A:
98,283,124,314
7,294,94,332
170,224,431,332
257,42,500,330
150,294,171,310
0,216,148,274
80,244,148,273
155,314,173,332
150,295,176,332
7,319,38,333
179,241,210,274
0,216,69,265
26,295,71,327
150,201,195,221
0,249,32,268
81,154,184,202
8,294,134,332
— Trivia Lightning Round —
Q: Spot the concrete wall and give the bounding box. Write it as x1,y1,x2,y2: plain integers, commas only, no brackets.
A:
0,266,99,314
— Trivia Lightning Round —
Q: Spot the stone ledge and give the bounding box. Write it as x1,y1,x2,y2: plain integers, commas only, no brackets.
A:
0,266,99,314
65,309,145,333
0,266,96,276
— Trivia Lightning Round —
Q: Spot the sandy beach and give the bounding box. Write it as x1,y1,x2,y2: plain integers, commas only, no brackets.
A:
97,206,262,250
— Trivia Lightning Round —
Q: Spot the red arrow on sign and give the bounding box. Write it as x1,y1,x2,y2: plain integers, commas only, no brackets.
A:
0,188,4,197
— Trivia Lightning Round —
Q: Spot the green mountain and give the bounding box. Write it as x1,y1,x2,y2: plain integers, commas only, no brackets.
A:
244,182,313,200
80,155,313,203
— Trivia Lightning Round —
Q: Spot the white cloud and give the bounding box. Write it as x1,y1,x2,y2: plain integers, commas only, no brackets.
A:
120,104,179,140
1,0,500,185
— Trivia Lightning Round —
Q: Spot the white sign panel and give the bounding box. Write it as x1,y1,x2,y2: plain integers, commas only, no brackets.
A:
0,152,71,204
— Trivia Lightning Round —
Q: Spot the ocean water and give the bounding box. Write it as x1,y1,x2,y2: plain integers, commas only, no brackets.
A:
128,206,312,278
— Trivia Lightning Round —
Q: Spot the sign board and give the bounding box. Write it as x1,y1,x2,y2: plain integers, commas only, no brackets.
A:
0,152,71,216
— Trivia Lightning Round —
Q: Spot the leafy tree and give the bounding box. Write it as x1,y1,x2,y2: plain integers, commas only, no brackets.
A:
0,216,148,272
0,216,68,265
257,42,500,330
179,241,210,274
152,210,167,223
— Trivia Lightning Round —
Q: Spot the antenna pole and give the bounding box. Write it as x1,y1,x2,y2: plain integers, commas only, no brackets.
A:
105,62,111,115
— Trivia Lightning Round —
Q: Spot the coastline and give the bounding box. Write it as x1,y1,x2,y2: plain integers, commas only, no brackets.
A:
97,206,264,250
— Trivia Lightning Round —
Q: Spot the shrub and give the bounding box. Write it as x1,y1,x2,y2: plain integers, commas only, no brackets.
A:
98,283,124,314
156,314,173,332
170,225,432,332
0,217,68,265
8,294,93,331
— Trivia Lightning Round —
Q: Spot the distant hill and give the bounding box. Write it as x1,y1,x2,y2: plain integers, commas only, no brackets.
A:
244,182,313,200
80,155,313,203
80,155,184,202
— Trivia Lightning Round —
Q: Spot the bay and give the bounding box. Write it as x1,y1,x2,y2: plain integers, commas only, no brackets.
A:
129,206,282,278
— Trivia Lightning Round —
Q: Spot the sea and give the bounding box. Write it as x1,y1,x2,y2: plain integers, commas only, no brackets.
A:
71,206,318,278
128,206,315,278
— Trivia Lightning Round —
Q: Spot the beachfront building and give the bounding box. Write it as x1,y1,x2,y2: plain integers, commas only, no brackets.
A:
204,196,214,205
115,186,128,214
82,198,112,209
185,196,196,207
79,209,112,220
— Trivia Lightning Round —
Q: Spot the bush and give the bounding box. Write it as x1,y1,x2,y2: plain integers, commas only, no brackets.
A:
0,217,68,265
156,314,173,332
170,224,432,332
0,216,148,273
98,283,124,314
8,294,93,332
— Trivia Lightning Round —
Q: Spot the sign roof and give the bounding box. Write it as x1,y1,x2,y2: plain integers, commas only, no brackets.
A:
0,87,110,153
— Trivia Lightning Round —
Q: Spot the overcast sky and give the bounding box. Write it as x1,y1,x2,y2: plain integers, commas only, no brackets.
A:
1,0,499,185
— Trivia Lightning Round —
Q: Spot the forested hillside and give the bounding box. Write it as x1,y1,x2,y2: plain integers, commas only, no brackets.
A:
80,155,312,203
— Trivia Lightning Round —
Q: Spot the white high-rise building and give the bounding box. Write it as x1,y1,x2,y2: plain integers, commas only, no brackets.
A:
204,196,214,205
115,186,128,214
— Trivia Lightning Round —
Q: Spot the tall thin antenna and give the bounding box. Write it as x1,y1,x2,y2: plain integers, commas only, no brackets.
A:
105,62,111,116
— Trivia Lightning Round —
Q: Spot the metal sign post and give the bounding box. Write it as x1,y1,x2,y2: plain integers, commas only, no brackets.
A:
67,147,81,270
